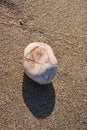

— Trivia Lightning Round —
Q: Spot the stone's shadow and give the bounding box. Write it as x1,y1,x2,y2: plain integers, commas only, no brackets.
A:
22,73,55,119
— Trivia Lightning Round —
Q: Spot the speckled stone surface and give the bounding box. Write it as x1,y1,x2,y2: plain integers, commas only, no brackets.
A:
0,0,87,130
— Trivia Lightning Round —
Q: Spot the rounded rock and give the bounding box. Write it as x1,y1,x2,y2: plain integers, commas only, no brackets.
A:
23,42,58,84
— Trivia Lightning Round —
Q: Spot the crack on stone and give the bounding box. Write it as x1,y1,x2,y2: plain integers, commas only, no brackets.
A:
24,57,43,65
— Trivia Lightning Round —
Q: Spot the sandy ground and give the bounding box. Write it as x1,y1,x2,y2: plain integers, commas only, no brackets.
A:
0,0,87,130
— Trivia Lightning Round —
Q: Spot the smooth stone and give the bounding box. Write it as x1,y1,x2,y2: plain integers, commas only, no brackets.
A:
23,42,58,84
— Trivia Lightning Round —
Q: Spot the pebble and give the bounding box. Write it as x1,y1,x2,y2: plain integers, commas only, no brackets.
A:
23,42,58,84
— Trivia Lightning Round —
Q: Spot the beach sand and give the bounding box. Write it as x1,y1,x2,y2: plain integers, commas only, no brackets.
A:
0,0,87,130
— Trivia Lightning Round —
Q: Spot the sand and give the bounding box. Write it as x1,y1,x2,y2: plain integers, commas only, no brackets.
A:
0,0,87,130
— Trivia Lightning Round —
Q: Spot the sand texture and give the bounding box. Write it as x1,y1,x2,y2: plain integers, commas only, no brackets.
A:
0,0,87,130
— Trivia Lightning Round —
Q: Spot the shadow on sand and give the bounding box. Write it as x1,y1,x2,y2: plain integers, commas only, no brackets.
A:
22,73,55,119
